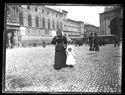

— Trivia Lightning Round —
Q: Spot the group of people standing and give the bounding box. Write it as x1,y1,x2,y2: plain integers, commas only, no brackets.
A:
51,30,102,70
51,29,121,70
88,32,100,52
51,29,75,70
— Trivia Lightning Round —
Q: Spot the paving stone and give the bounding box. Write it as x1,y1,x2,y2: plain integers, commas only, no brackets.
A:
5,44,122,93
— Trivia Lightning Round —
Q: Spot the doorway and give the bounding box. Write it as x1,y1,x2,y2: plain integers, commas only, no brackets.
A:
110,17,122,38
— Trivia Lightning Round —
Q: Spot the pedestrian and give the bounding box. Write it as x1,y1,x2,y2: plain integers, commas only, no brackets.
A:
42,40,46,48
66,41,75,68
102,38,105,46
84,37,88,46
88,32,94,51
74,40,77,47
114,36,120,47
93,32,99,52
51,29,68,70
33,42,37,47
98,37,102,47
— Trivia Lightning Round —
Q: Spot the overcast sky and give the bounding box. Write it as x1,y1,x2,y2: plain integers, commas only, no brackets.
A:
52,6,105,27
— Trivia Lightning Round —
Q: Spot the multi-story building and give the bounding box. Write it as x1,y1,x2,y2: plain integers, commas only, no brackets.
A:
84,24,100,37
5,4,86,47
6,4,20,47
5,4,68,47
19,5,68,43
99,5,123,38
63,18,84,37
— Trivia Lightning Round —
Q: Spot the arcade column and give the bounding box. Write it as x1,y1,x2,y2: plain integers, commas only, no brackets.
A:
13,29,20,47
7,32,12,48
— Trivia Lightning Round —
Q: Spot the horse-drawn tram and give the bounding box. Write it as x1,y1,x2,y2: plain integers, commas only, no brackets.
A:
97,35,120,44
68,37,86,46
68,35,120,46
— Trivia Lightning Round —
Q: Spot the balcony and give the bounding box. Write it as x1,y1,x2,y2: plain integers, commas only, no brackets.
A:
6,17,19,26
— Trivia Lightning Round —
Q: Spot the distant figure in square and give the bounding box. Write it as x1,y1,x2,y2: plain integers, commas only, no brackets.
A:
93,32,99,52
66,41,75,68
101,38,105,46
84,37,89,46
88,32,94,51
114,36,120,47
33,42,37,47
42,40,46,48
51,29,68,70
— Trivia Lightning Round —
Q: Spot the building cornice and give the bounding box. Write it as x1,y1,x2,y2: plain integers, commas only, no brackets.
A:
84,24,99,28
44,6,67,14
67,18,84,23
100,7,122,15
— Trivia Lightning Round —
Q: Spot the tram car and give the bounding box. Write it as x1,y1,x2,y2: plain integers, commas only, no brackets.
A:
68,37,86,46
97,35,118,45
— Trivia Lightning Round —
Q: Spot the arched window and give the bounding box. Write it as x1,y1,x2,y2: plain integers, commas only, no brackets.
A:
19,13,23,25
13,7,16,17
42,9,44,13
28,15,32,27
60,22,62,30
36,16,39,27
42,18,45,28
53,20,55,30
6,6,10,18
48,19,50,29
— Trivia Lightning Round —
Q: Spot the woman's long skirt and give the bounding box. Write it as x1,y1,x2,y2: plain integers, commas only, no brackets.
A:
54,50,67,70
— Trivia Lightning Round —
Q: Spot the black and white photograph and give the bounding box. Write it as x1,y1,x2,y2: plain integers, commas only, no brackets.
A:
3,3,122,93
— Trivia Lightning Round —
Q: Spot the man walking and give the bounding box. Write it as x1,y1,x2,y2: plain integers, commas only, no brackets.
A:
42,40,46,48
114,36,120,47
88,32,94,51
93,32,99,52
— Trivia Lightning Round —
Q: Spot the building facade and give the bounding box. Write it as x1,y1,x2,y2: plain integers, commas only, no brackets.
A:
5,4,68,46
84,24,100,37
18,5,67,39
99,5,123,38
63,19,84,37
5,4,85,47
6,4,20,47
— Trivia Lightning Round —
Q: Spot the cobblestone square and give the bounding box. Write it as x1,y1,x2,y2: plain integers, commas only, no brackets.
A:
5,44,122,93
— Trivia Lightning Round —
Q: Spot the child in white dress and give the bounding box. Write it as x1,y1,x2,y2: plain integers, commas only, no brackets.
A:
66,41,75,68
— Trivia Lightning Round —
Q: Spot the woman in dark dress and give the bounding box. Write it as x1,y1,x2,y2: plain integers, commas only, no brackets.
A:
89,32,94,51
51,29,68,70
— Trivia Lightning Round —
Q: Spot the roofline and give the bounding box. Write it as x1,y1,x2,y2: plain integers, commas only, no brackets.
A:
77,21,84,23
84,24,99,28
67,18,84,23
100,7,122,15
44,6,63,14
62,10,68,13
44,6,68,14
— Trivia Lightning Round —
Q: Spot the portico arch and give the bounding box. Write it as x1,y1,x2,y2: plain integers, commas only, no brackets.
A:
110,17,122,38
